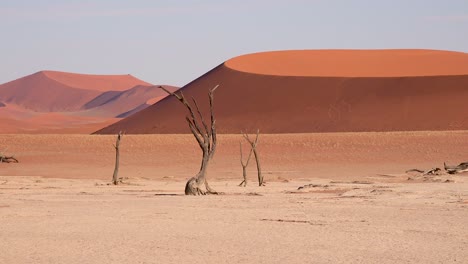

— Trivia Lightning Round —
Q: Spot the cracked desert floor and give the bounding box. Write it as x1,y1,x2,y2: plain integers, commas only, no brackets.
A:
1,133,467,263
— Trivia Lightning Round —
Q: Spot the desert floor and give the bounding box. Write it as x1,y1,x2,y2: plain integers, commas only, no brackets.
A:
1,132,467,263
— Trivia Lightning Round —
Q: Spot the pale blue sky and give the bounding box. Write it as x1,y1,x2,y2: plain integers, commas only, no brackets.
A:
1,0,467,86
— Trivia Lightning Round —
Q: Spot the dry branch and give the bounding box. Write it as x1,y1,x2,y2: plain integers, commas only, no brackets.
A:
444,162,468,174
242,129,264,186
406,168,442,176
159,85,219,195
238,141,254,187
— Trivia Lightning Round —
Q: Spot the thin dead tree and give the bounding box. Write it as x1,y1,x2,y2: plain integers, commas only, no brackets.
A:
160,85,219,195
0,155,18,163
0,148,18,163
242,129,264,186
112,131,123,185
238,141,254,187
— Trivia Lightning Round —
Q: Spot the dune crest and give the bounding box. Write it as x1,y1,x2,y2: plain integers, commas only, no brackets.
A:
42,70,151,91
225,49,468,77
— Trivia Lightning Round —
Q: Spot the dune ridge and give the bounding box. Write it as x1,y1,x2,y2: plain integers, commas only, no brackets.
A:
95,49,468,134
41,70,151,91
225,49,468,77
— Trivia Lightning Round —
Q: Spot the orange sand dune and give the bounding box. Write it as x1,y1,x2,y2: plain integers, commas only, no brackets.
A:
42,70,151,92
226,49,468,77
0,71,152,112
96,49,468,134
0,72,101,112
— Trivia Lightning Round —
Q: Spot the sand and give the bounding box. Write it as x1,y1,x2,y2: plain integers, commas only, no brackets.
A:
97,49,468,134
0,132,467,263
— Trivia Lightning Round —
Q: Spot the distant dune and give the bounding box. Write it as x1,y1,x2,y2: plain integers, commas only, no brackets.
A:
0,70,177,133
41,70,151,92
0,71,100,112
0,71,153,112
95,49,468,134
0,101,5,107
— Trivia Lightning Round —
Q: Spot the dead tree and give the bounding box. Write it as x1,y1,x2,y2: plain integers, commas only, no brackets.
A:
160,85,219,195
238,141,254,187
112,131,123,185
444,162,468,174
242,129,264,186
0,155,18,163
406,168,442,176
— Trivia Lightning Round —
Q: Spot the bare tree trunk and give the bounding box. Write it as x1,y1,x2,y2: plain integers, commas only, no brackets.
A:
112,132,122,185
160,85,219,195
239,142,253,187
243,129,264,186
253,148,263,186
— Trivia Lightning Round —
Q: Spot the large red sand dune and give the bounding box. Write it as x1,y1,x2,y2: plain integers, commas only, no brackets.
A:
0,70,177,133
96,49,468,134
0,72,100,112
0,71,152,112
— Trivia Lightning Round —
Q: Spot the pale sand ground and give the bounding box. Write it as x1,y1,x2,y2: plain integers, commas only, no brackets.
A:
0,132,467,263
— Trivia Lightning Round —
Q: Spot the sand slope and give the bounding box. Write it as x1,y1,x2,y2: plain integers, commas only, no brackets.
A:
82,85,178,118
96,49,468,134
0,104,119,134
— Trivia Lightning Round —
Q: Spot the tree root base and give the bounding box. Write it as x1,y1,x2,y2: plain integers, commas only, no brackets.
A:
185,177,219,196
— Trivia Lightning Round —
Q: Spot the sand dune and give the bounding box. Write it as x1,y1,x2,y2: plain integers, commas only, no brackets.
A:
0,71,153,112
0,70,177,133
0,72,101,112
96,49,468,134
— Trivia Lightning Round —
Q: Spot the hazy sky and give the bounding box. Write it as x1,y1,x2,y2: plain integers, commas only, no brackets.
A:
1,0,467,86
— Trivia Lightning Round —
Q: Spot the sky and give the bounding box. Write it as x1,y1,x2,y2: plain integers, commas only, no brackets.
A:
1,0,467,86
